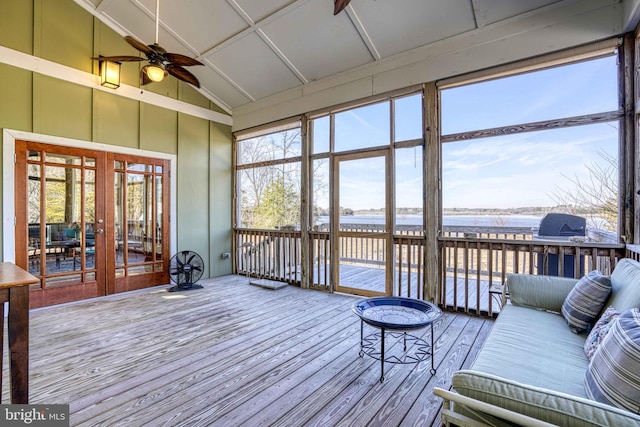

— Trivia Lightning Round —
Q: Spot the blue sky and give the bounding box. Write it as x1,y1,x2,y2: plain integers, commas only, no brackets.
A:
322,55,619,211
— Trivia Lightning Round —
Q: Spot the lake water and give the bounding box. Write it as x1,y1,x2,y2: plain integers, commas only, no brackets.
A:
318,215,543,228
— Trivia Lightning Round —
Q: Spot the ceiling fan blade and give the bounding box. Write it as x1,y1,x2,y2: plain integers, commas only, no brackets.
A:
334,0,351,15
95,55,144,62
125,35,154,56
168,66,201,88
165,53,204,67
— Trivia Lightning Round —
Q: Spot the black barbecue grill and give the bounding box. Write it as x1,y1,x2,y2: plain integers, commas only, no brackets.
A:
535,213,585,277
537,213,586,238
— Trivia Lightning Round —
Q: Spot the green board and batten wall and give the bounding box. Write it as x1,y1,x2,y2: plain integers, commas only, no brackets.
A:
0,0,233,277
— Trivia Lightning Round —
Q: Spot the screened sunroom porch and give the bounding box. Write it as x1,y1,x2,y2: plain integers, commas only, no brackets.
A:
233,38,635,319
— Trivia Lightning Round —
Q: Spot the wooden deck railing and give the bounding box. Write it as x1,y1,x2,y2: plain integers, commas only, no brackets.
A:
439,236,625,317
235,225,627,318
235,229,302,284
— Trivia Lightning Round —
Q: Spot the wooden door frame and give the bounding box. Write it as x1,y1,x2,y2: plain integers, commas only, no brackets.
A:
331,148,393,296
3,129,177,269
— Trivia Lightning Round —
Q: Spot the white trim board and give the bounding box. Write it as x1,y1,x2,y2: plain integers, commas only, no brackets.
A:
0,45,232,126
2,128,178,263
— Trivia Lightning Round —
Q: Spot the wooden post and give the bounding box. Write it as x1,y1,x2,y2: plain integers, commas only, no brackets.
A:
300,115,310,288
424,82,440,303
621,32,635,244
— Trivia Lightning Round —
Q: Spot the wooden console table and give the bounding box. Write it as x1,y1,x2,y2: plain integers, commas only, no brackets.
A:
0,262,37,403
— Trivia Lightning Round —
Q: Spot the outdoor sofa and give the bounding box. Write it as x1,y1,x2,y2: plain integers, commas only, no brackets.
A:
435,258,640,426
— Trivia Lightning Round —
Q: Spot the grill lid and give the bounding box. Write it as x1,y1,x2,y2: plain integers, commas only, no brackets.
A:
538,213,585,237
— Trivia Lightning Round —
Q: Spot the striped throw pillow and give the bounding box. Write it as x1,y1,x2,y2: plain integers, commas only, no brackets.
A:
584,308,640,413
561,270,611,334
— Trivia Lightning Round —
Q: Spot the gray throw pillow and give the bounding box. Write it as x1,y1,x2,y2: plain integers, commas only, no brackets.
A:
584,308,640,412
561,270,611,334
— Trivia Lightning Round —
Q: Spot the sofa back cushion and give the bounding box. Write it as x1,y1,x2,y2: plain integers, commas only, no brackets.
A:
606,258,640,312
562,270,611,334
584,308,640,413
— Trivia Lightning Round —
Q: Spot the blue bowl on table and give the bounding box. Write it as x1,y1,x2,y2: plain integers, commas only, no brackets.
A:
352,296,442,331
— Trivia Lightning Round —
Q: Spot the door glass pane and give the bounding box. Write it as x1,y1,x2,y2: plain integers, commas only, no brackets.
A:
155,175,163,260
127,163,153,172
45,153,82,166
115,171,125,267
312,158,329,231
127,174,146,263
145,174,154,261
337,155,387,295
27,164,41,276
43,165,82,281
339,157,386,232
84,169,96,270
395,147,423,234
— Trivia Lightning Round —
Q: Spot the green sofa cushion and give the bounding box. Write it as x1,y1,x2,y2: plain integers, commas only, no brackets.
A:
452,370,640,426
506,273,577,312
469,305,589,397
606,258,640,312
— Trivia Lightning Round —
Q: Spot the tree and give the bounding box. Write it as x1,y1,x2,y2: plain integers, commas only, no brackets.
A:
252,179,300,229
238,129,302,228
551,150,617,232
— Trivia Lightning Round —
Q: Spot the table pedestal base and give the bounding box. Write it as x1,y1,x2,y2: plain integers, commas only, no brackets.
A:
358,320,436,382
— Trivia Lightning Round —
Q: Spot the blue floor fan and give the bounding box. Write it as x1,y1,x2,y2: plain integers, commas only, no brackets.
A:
168,250,204,292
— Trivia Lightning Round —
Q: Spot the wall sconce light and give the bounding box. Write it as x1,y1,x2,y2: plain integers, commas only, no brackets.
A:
99,59,121,89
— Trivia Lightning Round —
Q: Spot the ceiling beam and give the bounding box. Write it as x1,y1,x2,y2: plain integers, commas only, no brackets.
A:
345,5,380,61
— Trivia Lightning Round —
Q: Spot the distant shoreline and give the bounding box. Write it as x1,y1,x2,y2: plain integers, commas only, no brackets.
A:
348,206,596,217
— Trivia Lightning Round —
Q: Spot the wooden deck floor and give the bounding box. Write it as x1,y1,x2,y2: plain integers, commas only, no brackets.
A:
4,275,493,426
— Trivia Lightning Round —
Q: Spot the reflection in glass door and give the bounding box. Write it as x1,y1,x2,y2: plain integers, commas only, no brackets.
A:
333,150,392,296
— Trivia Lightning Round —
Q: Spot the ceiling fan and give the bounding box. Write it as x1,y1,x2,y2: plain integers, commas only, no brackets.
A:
334,0,352,15
98,0,203,88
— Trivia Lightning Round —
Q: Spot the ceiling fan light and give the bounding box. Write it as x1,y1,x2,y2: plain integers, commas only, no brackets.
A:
144,62,165,82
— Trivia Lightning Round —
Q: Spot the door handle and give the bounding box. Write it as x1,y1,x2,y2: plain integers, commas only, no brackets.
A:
95,229,104,235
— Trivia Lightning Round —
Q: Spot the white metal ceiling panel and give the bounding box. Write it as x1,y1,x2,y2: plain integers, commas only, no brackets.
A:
473,0,564,27
234,0,297,23
261,0,375,81
191,66,251,108
206,32,302,100
99,1,199,57
100,1,157,44
144,0,250,53
352,0,477,58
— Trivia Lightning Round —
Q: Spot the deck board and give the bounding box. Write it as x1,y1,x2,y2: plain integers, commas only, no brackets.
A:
3,275,492,426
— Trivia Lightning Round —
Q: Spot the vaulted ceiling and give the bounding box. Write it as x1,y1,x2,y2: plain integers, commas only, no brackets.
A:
75,0,637,128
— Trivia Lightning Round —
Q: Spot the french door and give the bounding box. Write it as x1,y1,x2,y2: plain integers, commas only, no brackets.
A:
332,149,392,296
14,141,170,308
